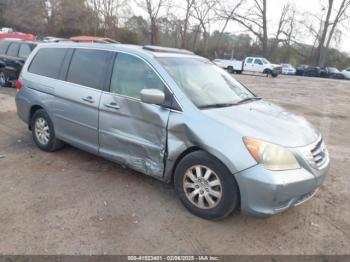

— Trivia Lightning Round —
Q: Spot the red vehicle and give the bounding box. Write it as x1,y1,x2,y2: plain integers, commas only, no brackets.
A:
0,32,36,41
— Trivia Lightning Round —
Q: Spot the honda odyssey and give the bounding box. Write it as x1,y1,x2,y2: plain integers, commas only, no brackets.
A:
16,43,330,219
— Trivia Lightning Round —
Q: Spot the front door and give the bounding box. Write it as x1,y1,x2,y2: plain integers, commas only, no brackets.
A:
253,58,264,72
99,52,170,177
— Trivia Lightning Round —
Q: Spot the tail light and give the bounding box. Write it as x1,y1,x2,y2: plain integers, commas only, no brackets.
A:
16,79,23,90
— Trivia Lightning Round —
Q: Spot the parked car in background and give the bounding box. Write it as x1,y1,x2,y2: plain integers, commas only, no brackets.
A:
281,64,296,75
304,66,321,77
41,36,71,43
213,59,243,73
341,68,350,79
0,32,36,41
296,65,308,76
70,35,120,44
16,43,329,219
0,39,37,87
320,67,346,79
0,27,14,33
213,57,282,77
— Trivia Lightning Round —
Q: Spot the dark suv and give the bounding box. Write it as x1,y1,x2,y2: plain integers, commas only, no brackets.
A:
0,40,37,87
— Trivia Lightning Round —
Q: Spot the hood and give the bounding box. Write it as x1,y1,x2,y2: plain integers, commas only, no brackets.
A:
272,64,282,68
203,100,320,148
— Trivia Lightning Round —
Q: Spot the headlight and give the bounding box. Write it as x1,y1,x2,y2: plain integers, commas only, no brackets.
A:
243,137,300,171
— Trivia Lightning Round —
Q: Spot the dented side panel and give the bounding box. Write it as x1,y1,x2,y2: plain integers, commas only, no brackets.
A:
98,92,170,177
163,109,258,182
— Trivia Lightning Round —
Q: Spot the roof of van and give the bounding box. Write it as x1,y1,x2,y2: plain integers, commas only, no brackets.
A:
35,42,198,58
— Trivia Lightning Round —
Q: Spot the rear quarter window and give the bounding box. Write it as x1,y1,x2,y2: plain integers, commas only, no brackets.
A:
66,49,110,90
28,48,67,78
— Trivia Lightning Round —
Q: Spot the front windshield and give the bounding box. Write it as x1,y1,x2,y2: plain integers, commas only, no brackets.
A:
262,58,270,64
157,57,256,109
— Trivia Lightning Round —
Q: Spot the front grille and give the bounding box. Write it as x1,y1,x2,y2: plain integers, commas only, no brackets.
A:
300,137,329,170
274,67,282,73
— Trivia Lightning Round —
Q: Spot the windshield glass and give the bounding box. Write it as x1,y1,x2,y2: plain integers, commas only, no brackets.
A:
262,58,270,64
157,57,255,109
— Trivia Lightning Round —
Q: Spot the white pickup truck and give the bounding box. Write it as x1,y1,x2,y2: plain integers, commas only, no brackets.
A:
213,57,282,77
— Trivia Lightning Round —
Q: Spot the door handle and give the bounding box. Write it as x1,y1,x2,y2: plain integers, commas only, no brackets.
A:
81,96,94,103
104,102,120,110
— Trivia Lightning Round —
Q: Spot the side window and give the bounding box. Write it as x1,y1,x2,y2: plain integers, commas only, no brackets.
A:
246,58,253,64
110,53,166,99
6,43,20,57
0,41,10,55
66,49,109,90
29,48,67,78
254,59,263,65
18,44,32,58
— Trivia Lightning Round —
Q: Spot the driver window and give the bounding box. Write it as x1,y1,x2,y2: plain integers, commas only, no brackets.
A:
110,53,166,99
254,59,263,65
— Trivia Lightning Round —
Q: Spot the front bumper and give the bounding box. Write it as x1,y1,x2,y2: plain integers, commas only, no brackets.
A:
272,67,282,75
234,161,329,217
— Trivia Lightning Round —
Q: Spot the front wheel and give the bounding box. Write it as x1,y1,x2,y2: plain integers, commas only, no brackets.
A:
174,151,239,220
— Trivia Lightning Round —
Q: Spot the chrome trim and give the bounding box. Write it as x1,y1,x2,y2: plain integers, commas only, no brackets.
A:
298,136,329,170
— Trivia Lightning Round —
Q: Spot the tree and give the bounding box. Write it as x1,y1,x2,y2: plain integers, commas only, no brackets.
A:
191,0,217,52
88,0,129,38
136,0,168,45
179,0,195,49
125,15,149,43
315,0,350,66
216,0,246,50
217,0,269,56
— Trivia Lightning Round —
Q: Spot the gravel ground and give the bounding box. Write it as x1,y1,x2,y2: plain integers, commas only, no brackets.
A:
0,75,349,255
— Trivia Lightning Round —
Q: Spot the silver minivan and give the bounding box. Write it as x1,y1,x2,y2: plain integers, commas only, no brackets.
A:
16,43,330,219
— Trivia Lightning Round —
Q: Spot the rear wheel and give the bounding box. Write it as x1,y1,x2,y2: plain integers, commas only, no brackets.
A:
31,109,64,152
227,66,234,74
174,151,239,220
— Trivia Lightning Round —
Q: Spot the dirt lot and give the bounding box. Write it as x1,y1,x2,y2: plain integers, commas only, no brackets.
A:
0,75,349,255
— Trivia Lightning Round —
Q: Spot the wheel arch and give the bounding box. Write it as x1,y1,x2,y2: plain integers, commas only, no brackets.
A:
263,68,272,74
170,146,242,208
28,105,44,130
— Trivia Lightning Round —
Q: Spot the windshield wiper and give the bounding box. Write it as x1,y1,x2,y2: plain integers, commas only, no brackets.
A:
236,97,262,105
198,97,262,109
198,103,237,109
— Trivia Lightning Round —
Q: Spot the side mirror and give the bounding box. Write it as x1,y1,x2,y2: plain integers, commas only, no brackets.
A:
140,89,165,106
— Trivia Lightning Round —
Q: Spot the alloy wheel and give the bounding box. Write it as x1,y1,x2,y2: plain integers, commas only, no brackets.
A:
183,165,222,209
34,117,50,145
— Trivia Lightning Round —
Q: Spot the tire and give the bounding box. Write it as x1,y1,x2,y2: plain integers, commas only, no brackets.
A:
31,109,64,152
272,73,278,78
174,151,239,220
227,66,234,74
0,69,8,87
264,69,272,77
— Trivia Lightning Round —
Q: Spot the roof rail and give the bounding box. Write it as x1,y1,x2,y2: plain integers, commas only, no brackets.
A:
143,45,194,55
